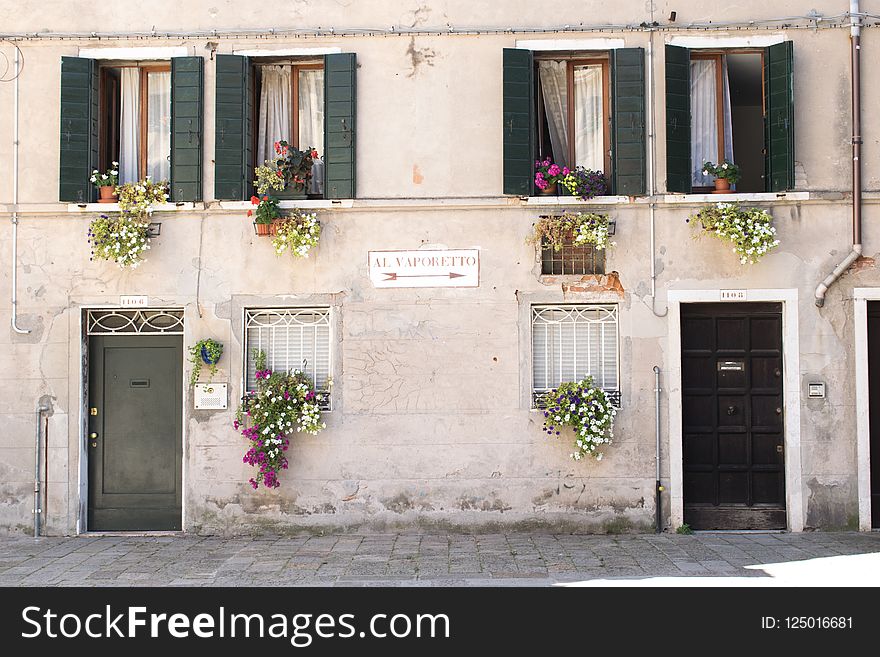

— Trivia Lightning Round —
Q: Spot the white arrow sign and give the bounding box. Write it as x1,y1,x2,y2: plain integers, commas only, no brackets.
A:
369,249,480,288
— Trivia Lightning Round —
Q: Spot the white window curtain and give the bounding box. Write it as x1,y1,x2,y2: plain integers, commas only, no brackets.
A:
690,57,735,187
146,71,171,182
573,64,604,171
119,68,140,184
297,69,325,195
538,60,569,169
257,65,292,165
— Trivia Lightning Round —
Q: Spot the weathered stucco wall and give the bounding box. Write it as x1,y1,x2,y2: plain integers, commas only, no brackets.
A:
1,1,879,534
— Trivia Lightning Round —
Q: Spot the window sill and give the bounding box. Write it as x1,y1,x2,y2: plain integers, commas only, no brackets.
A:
662,191,811,204
215,199,354,211
67,202,197,213
525,195,633,206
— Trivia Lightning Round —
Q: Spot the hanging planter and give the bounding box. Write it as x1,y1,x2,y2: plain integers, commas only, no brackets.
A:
249,194,281,236
542,376,617,461
528,212,614,252
271,211,321,258
688,202,779,264
188,338,223,387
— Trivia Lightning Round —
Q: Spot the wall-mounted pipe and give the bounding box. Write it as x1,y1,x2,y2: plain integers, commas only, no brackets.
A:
653,366,663,533
10,44,30,334
815,1,864,307
34,402,49,537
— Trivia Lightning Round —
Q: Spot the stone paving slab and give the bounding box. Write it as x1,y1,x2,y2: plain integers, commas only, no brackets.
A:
0,532,878,587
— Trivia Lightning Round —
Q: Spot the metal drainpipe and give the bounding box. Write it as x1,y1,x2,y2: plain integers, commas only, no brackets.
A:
10,44,30,334
815,1,863,307
647,26,668,318
34,403,49,537
653,366,663,533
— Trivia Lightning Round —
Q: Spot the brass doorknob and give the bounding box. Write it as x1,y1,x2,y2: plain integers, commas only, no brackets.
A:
89,432,98,439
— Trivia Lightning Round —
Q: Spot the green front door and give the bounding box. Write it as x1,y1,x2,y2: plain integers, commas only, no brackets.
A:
88,335,182,530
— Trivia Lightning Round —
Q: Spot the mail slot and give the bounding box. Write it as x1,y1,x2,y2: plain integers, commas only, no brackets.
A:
130,379,150,388
717,361,745,372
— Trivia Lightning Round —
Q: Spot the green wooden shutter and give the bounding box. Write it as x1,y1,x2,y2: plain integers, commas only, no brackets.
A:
765,41,795,192
665,45,691,193
611,48,646,196
170,57,203,202
324,53,356,199
502,48,534,196
214,55,253,200
59,57,98,203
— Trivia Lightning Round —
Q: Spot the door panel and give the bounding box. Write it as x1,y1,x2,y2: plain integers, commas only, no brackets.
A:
88,334,182,530
682,302,785,529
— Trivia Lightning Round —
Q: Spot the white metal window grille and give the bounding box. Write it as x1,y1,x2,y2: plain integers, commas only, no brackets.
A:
86,309,184,335
531,304,620,408
244,308,331,409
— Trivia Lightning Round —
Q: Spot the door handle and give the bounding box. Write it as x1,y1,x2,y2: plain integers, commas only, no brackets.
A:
726,405,737,416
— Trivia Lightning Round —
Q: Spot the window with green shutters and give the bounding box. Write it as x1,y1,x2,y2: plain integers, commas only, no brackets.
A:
664,42,795,194
213,52,356,201
503,47,645,197
58,56,203,202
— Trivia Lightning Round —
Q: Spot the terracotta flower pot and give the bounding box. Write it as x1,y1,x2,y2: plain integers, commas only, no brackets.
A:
254,222,272,236
713,178,731,194
269,219,284,236
98,185,118,203
538,181,558,196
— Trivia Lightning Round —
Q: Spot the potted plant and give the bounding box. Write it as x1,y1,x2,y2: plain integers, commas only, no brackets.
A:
702,160,740,193
541,376,617,461
254,140,318,200
534,158,569,195
528,212,614,252
233,349,326,490
116,177,169,216
188,338,223,387
559,167,608,200
87,213,151,268
249,194,282,235
90,163,119,203
271,211,321,258
687,202,780,264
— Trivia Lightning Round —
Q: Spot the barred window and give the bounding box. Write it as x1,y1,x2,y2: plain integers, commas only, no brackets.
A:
244,308,331,408
531,305,619,407
541,236,605,275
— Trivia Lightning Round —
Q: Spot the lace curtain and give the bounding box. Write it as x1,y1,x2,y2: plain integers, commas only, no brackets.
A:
691,58,734,186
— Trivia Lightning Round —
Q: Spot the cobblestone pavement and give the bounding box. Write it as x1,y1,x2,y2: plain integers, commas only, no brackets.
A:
1,532,879,587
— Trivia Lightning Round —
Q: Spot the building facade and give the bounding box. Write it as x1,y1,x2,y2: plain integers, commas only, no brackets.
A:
1,1,879,535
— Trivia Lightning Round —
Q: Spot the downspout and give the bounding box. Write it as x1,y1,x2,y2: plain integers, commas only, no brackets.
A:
10,44,30,334
34,402,50,537
815,1,863,307
653,366,663,533
647,23,667,317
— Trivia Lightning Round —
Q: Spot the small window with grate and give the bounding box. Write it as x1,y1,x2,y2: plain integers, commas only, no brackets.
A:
244,308,332,410
531,304,620,408
540,235,605,275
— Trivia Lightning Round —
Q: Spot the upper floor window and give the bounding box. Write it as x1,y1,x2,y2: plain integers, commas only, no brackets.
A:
536,55,610,177
665,41,794,194
503,47,645,198
214,52,356,202
255,61,325,196
99,63,171,184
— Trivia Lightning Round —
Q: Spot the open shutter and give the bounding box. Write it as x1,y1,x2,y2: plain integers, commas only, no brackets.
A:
611,48,646,196
170,56,203,201
59,57,98,203
502,48,534,196
665,45,691,193
765,41,795,192
214,55,253,200
324,53,356,199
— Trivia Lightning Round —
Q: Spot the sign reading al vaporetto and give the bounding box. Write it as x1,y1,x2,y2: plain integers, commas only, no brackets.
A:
369,249,480,288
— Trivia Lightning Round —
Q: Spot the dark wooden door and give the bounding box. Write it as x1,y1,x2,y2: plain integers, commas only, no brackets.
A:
88,335,182,530
869,302,880,528
681,303,785,529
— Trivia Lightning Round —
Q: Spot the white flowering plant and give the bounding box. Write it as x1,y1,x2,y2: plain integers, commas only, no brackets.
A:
689,202,780,265
529,212,613,252
90,162,119,188
542,376,616,461
234,349,326,490
702,160,741,183
117,177,169,217
271,211,321,258
87,213,151,268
